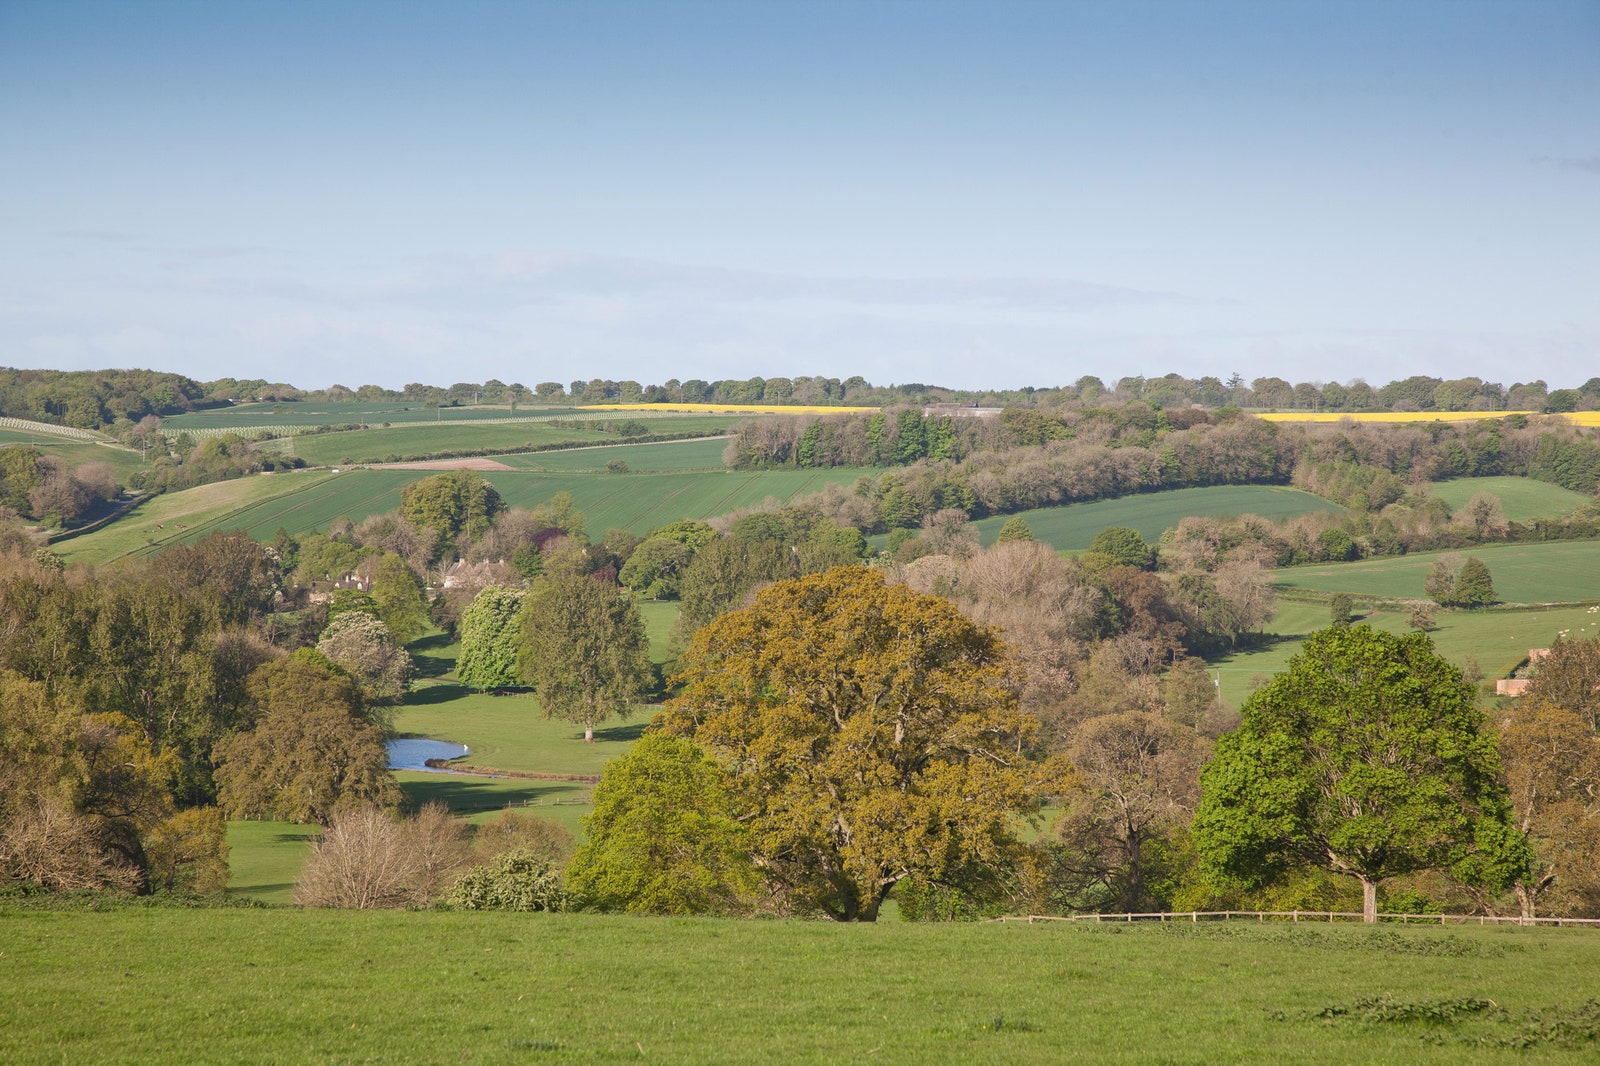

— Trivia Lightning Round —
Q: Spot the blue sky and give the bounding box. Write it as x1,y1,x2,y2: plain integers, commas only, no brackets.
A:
1,0,1595,390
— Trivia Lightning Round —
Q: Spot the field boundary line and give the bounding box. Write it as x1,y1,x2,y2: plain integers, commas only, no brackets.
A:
0,417,105,441
988,910,1600,928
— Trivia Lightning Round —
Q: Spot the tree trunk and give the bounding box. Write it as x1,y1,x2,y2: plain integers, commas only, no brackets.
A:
1361,877,1378,924
583,723,594,743
1515,881,1534,926
1123,832,1144,913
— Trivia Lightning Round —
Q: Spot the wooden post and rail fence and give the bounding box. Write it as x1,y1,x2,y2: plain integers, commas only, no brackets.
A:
987,910,1600,928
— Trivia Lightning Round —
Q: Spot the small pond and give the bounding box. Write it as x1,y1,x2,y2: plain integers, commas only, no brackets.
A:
386,738,470,772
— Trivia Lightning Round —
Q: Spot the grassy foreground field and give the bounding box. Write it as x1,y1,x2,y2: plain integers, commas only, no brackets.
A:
4,909,1598,1065
1275,539,1600,604
969,485,1342,552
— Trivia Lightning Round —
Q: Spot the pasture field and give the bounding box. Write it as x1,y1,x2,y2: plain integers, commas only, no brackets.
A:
637,599,683,662
222,821,320,905
393,684,648,780
499,436,731,472
5,909,1599,1066
969,485,1343,552
1274,539,1600,605
0,428,144,480
57,465,871,563
1210,600,1600,706
1426,475,1593,522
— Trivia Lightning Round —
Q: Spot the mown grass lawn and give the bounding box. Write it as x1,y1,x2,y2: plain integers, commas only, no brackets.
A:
392,686,648,779
4,909,1598,1065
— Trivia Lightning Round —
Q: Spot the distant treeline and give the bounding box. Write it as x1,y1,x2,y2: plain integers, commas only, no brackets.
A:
739,408,1600,537
228,371,1600,414
7,367,1600,433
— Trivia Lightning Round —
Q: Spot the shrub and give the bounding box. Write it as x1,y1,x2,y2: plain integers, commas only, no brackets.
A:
444,849,570,912
293,804,467,909
471,809,575,865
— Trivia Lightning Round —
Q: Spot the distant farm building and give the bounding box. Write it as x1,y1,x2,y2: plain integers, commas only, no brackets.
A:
922,403,1003,418
1497,649,1552,697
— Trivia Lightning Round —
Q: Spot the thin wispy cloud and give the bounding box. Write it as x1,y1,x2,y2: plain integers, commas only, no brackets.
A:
1556,155,1600,175
389,254,1199,315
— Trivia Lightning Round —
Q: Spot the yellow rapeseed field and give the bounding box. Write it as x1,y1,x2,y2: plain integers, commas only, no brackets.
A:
1256,410,1600,427
583,402,882,415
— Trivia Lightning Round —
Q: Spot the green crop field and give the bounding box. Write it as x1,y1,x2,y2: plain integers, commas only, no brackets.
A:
57,464,870,564
1428,476,1593,522
53,469,345,564
278,415,740,465
5,908,1599,1065
969,485,1344,553
162,400,577,429
1274,540,1600,605
498,436,732,472
1209,600,1600,706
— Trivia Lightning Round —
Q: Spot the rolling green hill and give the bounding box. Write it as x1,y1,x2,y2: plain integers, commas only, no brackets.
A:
57,464,871,564
0,428,145,481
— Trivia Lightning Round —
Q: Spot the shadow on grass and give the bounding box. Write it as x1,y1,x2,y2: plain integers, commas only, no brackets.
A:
408,633,457,678
267,831,318,844
231,882,294,896
404,683,472,706
400,776,590,816
590,721,649,744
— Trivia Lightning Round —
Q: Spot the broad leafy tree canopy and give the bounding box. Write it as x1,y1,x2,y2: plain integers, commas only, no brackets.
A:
1192,624,1525,919
662,566,1049,921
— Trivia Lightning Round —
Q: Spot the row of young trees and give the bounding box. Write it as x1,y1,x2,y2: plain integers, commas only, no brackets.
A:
214,371,1600,417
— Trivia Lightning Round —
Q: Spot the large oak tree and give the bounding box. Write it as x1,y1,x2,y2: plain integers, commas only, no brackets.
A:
661,566,1051,921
